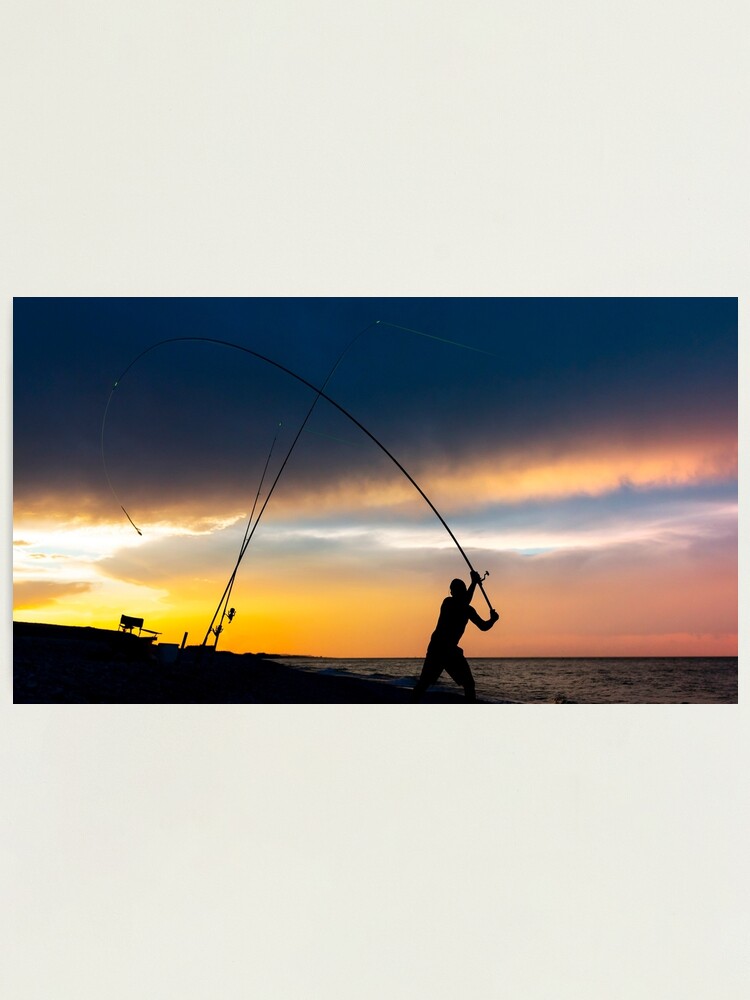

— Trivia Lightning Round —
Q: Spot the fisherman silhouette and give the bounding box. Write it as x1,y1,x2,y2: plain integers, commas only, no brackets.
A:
412,570,499,702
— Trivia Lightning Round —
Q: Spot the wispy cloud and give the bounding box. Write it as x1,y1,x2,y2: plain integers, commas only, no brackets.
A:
14,580,93,609
252,485,738,559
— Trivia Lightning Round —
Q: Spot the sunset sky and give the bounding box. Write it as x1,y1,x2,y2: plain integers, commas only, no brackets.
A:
13,297,737,657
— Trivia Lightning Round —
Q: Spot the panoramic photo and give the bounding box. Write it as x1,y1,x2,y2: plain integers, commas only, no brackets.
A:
13,297,737,703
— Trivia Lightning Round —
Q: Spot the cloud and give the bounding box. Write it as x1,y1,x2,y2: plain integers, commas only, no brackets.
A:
206,429,736,532
253,493,737,566
14,580,93,609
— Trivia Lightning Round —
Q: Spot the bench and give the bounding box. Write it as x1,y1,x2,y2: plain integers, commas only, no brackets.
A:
118,614,161,638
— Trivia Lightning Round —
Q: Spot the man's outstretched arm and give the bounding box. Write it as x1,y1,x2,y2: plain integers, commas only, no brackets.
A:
468,606,500,631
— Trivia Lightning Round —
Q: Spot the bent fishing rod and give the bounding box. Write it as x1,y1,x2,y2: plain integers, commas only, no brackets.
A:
102,332,496,613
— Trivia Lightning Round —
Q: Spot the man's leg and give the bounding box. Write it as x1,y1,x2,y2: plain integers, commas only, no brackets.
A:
412,650,443,701
445,651,477,702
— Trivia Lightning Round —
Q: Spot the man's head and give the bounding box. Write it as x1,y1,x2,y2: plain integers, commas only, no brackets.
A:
449,578,467,597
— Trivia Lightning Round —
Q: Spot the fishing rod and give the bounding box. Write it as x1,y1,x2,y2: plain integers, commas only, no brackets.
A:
102,330,495,612
200,320,381,648
205,422,281,650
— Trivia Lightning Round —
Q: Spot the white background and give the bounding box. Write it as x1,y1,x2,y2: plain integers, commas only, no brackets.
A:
2,3,747,997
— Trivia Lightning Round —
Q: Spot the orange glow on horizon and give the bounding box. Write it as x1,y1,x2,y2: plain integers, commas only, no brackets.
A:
13,546,737,658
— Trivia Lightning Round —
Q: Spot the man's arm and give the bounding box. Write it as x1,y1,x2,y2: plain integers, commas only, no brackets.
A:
468,606,500,631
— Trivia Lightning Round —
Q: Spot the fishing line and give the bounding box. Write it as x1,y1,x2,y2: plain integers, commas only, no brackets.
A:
377,321,498,358
102,329,495,612
100,387,143,535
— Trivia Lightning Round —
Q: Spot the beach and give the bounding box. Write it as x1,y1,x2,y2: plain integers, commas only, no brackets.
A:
12,622,471,704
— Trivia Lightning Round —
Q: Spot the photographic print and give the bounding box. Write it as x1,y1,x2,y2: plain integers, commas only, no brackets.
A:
13,297,738,704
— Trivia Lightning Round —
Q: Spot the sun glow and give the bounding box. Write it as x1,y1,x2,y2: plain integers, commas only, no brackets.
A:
13,513,246,573
12,514,246,636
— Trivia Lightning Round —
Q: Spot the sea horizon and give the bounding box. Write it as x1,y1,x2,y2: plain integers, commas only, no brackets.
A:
279,653,738,704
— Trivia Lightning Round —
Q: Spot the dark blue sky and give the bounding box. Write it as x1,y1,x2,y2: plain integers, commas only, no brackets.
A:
13,297,737,521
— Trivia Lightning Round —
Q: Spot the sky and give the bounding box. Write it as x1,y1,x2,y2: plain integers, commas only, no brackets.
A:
12,297,738,657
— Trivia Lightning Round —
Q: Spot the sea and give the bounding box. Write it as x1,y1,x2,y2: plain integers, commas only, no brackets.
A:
280,656,738,704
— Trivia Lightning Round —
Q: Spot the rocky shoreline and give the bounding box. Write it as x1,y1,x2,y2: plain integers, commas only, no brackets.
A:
13,622,470,704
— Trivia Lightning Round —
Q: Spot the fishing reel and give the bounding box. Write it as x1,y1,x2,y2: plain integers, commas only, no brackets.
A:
211,608,236,637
